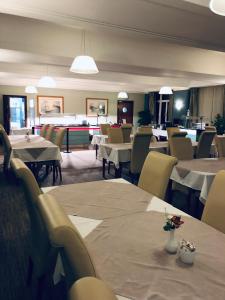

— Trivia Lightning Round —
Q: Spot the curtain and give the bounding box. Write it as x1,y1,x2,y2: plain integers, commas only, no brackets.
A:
168,94,174,122
149,92,156,122
198,85,224,124
189,88,199,122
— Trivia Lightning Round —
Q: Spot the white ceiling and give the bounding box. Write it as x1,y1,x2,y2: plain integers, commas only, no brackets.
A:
0,0,225,92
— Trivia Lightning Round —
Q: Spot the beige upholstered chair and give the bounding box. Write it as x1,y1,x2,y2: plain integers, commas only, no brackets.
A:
215,136,225,157
45,125,55,141
100,124,110,135
38,193,97,288
54,127,66,148
205,126,216,132
52,127,66,181
0,125,12,172
10,158,57,293
171,131,187,138
138,151,177,200
130,133,152,178
195,131,216,159
121,124,132,143
169,137,193,160
40,124,49,138
107,127,123,143
167,127,180,139
69,277,117,300
137,126,153,135
201,171,225,234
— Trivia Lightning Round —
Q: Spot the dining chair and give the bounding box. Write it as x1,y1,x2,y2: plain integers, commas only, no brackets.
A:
107,127,124,143
215,136,225,157
100,124,110,135
40,124,49,138
169,137,193,160
45,125,55,141
129,133,152,182
10,158,58,298
51,127,66,182
69,277,117,300
137,126,153,134
138,151,177,200
121,124,132,143
171,131,188,138
205,126,216,132
195,131,216,159
37,193,97,289
201,170,225,234
166,127,180,139
0,125,12,173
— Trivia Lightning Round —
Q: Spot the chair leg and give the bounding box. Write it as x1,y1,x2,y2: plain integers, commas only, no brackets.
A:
26,257,33,286
58,164,62,182
52,163,56,185
108,161,111,174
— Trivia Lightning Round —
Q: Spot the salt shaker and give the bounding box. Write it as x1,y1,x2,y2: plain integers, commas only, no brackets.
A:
178,239,196,265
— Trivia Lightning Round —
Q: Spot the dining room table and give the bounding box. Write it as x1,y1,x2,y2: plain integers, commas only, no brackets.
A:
170,157,225,204
9,134,62,163
43,178,225,300
98,140,215,178
9,134,62,183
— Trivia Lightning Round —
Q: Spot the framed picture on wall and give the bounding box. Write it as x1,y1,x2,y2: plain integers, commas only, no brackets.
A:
37,96,64,115
86,98,108,117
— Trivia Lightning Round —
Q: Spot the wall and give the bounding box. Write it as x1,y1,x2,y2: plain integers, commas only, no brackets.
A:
0,85,144,126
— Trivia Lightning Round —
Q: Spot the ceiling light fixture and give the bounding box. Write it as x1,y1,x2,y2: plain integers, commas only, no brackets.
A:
118,91,128,99
38,76,56,88
70,31,99,74
159,86,173,95
209,0,225,16
25,85,38,94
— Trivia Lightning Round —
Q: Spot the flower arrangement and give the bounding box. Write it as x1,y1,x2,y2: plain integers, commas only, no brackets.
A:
163,214,184,231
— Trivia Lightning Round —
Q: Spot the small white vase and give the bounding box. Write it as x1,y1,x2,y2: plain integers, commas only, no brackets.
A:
165,229,178,254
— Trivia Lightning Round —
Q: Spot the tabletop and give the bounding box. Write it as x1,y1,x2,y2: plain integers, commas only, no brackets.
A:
9,134,62,163
171,158,225,203
44,179,225,300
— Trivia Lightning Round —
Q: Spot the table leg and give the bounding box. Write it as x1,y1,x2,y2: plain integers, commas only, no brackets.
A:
95,144,98,158
115,163,123,178
102,158,106,178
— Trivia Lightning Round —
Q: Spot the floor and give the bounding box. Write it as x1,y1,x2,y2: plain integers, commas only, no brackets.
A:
0,149,192,300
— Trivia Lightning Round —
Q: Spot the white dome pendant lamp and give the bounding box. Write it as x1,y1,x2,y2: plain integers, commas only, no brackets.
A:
38,66,56,88
209,0,225,16
70,30,99,74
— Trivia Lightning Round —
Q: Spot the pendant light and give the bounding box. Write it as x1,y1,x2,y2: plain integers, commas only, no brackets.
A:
25,85,38,94
70,31,99,74
159,86,173,95
209,0,225,16
118,91,128,99
38,65,56,88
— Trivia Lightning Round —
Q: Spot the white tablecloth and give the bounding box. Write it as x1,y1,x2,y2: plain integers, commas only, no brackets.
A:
91,134,109,145
9,135,62,162
170,158,225,203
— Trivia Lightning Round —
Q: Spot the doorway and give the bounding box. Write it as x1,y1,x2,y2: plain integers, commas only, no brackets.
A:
117,100,134,124
3,95,27,134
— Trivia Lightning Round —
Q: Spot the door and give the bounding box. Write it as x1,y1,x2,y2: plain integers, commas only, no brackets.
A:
117,100,134,124
3,95,27,134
